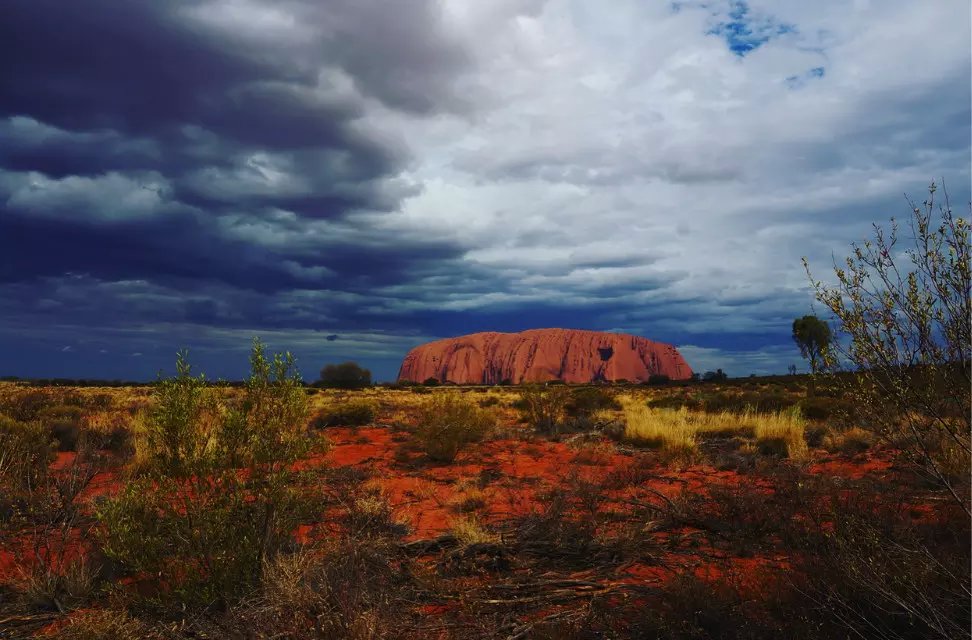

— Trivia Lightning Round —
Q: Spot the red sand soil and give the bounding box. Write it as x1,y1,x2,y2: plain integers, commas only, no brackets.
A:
1,423,929,637
808,450,894,479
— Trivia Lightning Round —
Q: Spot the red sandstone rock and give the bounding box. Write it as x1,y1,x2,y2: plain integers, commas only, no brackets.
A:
397,328,693,384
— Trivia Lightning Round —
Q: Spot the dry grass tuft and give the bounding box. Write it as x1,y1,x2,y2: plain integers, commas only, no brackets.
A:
450,514,498,546
620,402,699,458
451,478,488,513
621,397,809,461
823,426,875,455
751,407,808,460
53,609,151,639
18,557,98,613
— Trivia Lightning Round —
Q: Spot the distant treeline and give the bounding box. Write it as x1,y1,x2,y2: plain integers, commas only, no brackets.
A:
0,372,822,388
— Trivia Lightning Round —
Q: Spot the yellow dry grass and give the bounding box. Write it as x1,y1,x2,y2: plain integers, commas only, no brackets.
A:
450,514,498,546
619,396,808,460
749,407,808,460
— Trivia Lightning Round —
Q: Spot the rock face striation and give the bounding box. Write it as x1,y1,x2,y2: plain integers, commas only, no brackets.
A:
397,328,693,384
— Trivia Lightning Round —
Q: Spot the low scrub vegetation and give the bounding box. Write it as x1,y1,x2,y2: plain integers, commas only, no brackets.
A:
311,398,378,428
413,392,495,462
822,426,875,454
806,183,970,513
0,346,965,637
0,414,54,522
516,385,619,435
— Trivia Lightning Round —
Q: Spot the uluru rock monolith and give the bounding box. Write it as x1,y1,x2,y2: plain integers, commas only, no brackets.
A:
397,328,693,384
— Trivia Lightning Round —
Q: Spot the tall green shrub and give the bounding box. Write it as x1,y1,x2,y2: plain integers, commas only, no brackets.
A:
98,340,318,607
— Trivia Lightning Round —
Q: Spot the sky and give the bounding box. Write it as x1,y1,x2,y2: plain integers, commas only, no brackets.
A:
1,0,969,382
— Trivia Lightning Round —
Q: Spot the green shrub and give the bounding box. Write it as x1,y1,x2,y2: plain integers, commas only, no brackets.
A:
311,399,377,428
50,420,81,452
647,393,700,411
565,387,620,418
516,385,570,434
37,405,84,451
806,182,971,510
756,437,789,457
36,405,84,421
650,390,798,415
804,424,828,448
97,340,320,608
414,393,495,463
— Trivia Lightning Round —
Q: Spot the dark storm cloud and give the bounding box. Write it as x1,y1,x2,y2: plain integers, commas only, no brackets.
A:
0,204,471,295
0,0,471,214
0,0,490,379
0,0,470,136
0,2,477,286
0,1,406,209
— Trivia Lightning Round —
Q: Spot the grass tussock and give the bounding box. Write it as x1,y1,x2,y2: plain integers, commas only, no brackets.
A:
621,402,699,459
751,407,808,460
450,514,498,546
823,426,875,455
413,393,495,463
53,609,151,639
311,398,378,428
621,398,809,460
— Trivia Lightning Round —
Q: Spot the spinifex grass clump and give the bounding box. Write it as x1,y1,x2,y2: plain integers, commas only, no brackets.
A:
414,393,495,463
621,402,699,459
750,406,808,459
97,340,323,608
621,397,809,461
0,413,54,522
311,398,378,428
36,404,84,452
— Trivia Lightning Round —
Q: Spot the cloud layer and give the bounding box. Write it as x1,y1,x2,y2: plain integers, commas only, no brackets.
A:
1,0,969,380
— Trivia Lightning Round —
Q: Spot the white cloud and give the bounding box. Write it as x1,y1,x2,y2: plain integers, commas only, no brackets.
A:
387,0,969,357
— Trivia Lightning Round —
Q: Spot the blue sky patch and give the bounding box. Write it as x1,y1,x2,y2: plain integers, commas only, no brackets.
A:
707,1,796,56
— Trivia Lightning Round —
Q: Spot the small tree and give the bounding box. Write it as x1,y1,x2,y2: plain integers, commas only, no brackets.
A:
318,361,371,389
804,181,970,514
792,315,831,395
